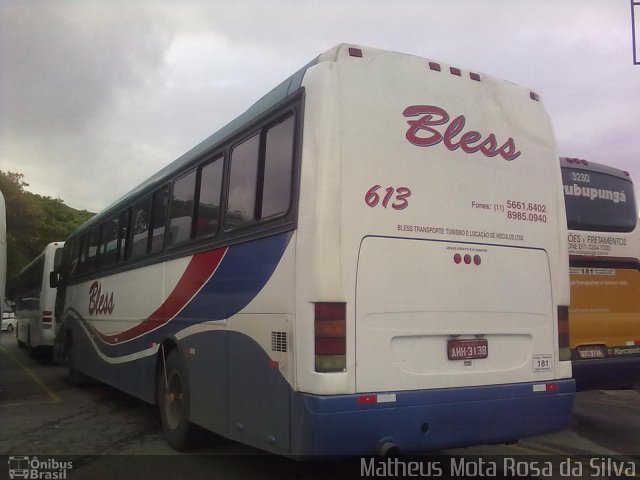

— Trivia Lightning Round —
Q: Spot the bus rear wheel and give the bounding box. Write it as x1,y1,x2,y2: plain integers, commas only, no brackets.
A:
158,349,206,450
66,332,92,386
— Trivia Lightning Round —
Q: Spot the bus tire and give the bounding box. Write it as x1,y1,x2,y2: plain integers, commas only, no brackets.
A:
66,333,92,386
158,349,206,451
27,328,37,358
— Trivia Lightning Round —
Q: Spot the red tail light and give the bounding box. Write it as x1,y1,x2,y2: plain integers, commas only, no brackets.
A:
557,306,570,361
42,310,53,323
315,302,346,372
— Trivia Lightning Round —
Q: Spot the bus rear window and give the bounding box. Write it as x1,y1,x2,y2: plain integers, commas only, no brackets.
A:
262,115,295,218
227,133,260,229
562,168,637,232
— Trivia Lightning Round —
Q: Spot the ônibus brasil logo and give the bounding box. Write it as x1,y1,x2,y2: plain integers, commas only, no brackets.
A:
8,456,73,479
403,104,522,161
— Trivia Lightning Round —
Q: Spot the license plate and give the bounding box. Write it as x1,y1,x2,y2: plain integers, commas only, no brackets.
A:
576,345,606,359
447,339,488,361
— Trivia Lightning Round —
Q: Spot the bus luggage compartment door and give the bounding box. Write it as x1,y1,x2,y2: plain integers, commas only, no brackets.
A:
355,236,556,393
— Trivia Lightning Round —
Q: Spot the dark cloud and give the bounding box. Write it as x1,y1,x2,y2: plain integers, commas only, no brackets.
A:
1,2,172,137
0,1,175,209
0,1,638,212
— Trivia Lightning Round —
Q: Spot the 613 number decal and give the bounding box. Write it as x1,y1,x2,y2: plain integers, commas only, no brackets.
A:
365,185,411,210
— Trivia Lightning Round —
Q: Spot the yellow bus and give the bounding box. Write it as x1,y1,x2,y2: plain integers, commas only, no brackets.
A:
561,157,640,390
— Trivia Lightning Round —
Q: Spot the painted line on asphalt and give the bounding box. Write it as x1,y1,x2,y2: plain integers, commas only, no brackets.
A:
507,442,568,456
0,399,60,408
0,346,61,405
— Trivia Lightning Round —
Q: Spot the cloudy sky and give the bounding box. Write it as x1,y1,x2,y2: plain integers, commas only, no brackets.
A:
1,0,638,212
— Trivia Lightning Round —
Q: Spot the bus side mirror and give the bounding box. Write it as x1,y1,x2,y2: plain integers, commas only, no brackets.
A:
49,271,59,289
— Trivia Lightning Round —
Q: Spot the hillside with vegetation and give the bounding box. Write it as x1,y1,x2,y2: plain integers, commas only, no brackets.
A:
0,171,94,289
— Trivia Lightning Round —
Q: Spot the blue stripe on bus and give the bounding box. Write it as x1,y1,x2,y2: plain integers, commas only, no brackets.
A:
67,322,576,456
81,231,293,358
291,379,576,456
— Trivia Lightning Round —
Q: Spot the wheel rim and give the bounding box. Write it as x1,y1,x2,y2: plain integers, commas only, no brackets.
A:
165,370,184,430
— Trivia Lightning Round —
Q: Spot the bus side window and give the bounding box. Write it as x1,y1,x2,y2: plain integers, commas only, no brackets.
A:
196,157,223,238
150,186,169,254
77,234,88,274
86,229,100,273
169,171,196,246
131,196,152,259
100,215,120,268
53,247,63,271
227,133,260,229
58,242,74,284
69,239,81,278
261,115,295,219
118,208,131,262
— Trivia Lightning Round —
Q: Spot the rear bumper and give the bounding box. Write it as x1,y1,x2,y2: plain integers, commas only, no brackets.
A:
291,379,575,457
573,357,640,391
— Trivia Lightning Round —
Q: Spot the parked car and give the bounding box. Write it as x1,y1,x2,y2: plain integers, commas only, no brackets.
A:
1,297,16,332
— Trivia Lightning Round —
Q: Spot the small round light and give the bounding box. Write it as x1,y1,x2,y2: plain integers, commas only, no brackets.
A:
473,255,481,265
454,254,462,264
464,254,472,265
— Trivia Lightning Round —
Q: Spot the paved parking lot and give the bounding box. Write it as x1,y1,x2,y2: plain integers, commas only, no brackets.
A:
1,333,638,479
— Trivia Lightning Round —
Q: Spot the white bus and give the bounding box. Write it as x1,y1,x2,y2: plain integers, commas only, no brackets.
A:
14,242,64,354
0,190,6,333
56,44,574,457
560,157,640,390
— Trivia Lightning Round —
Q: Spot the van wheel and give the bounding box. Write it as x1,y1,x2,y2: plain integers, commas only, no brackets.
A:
17,329,25,348
158,349,206,450
27,329,36,358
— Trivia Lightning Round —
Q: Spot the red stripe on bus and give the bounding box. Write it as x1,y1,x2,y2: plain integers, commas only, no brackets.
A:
95,247,227,344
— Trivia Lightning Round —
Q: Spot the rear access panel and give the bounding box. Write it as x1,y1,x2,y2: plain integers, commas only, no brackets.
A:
355,237,555,392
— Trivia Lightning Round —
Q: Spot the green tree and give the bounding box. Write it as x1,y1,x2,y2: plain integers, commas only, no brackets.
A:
0,171,94,292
